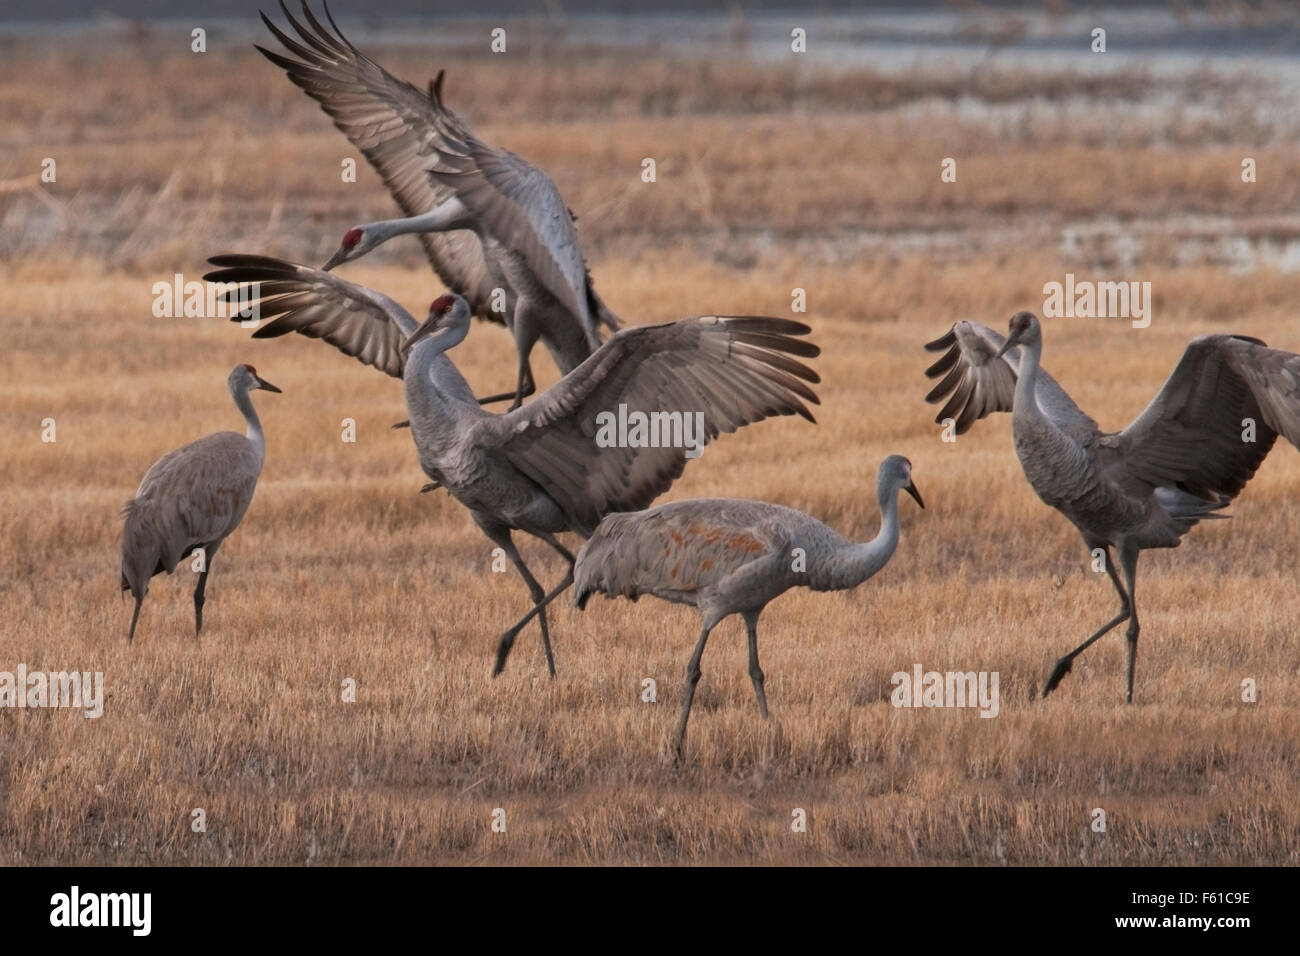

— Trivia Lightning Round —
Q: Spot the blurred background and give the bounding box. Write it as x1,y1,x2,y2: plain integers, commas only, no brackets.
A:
4,1,1300,279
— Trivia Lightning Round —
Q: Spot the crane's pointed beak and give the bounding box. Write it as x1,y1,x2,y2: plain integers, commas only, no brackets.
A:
255,376,282,393
993,337,1017,360
905,481,924,509
402,314,442,353
321,247,348,272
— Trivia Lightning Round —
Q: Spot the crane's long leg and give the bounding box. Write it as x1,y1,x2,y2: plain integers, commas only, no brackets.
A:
741,609,769,719
493,570,573,678
1042,545,1131,698
447,295,545,410
399,380,536,411
491,531,577,677
192,541,222,639
473,371,536,409
504,300,543,411
1119,540,1141,703
193,560,214,639
127,594,144,645
480,528,557,677
536,532,576,568
675,621,717,763
193,569,209,637
482,297,544,411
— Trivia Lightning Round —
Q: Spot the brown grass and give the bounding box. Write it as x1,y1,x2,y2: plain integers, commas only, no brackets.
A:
2,29,1299,865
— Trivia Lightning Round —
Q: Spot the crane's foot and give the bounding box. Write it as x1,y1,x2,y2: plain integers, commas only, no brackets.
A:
1042,657,1073,698
392,420,410,430
491,636,515,677
419,481,441,494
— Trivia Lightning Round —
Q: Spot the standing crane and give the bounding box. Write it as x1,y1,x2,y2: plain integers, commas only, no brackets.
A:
573,455,922,761
258,1,618,409
204,254,820,677
120,364,281,643
924,312,1300,701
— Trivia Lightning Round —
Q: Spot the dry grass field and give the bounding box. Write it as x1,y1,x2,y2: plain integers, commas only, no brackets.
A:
3,12,1300,865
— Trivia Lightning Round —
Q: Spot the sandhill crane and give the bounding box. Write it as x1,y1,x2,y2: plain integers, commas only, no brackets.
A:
573,456,922,760
925,312,1300,701
120,364,280,643
204,254,821,677
258,1,618,409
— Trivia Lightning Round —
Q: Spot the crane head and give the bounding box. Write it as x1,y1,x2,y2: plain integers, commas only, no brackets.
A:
234,363,282,394
994,311,1041,359
880,454,923,510
322,227,367,272
401,294,469,354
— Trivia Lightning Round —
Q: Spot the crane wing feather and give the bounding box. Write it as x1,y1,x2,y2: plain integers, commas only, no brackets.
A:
1107,335,1300,499
430,142,594,337
923,321,1099,439
205,254,415,378
257,1,500,321
483,317,821,536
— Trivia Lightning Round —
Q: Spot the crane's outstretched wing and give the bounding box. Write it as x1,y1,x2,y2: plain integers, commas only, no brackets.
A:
923,320,1099,438
485,317,821,536
256,1,500,323
1102,334,1300,499
205,254,416,377
429,130,597,343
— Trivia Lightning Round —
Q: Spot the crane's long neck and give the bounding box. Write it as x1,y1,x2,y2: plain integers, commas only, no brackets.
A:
1013,338,1045,423
402,326,483,454
810,481,902,591
371,197,474,244
232,383,265,458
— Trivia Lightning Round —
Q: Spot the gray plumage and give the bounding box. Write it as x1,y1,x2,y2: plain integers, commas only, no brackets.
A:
574,455,922,761
259,1,618,409
925,311,1300,701
206,254,822,677
120,364,280,643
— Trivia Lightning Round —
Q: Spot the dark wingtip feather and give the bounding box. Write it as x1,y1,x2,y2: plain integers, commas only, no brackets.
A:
937,376,974,425
924,327,956,352
731,330,820,358
925,345,959,379
721,316,813,336
253,44,303,73
206,253,300,272
925,365,963,404
250,320,294,338
261,6,319,64
297,1,349,56
321,0,358,52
